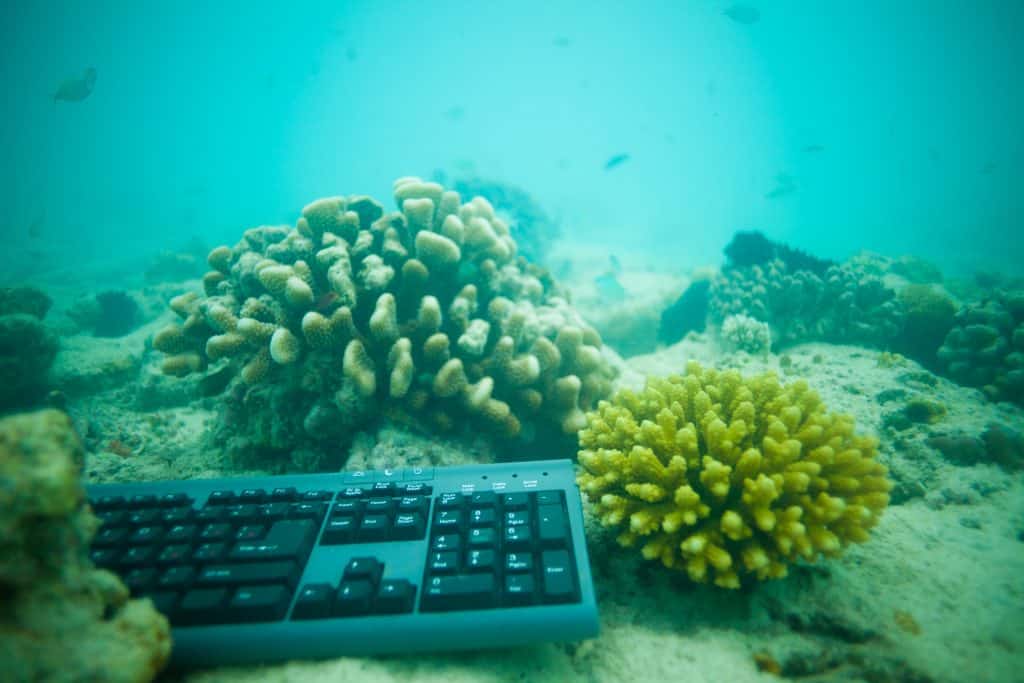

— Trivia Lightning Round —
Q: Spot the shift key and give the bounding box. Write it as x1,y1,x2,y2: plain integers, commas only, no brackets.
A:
197,561,301,589
229,519,316,561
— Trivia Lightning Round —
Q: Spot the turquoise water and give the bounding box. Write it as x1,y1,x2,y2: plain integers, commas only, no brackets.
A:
4,1,1022,278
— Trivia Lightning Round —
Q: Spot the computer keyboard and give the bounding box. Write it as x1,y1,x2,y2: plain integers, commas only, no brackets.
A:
85,459,599,668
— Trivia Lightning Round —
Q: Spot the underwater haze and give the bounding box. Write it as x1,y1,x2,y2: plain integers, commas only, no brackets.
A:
3,0,1022,279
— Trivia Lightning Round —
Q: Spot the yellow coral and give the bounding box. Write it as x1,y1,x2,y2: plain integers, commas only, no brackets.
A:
577,362,890,588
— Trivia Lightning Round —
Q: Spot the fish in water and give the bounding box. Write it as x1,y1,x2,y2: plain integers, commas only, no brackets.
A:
609,254,622,275
803,144,825,153
594,271,627,303
604,153,630,170
53,67,97,103
553,36,571,48
765,172,797,199
724,4,760,25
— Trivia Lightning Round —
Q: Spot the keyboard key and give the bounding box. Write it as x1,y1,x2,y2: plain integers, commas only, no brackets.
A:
143,590,178,616
541,550,575,603
94,527,129,547
429,551,458,573
96,510,127,527
92,495,125,510
157,544,191,565
289,502,327,521
501,493,529,510
228,584,291,622
334,580,373,616
421,574,496,611
178,588,229,625
466,549,495,572
331,499,363,516
536,491,563,506
365,498,394,514
90,548,121,568
235,524,267,542
371,482,396,497
195,507,225,523
469,508,496,527
470,492,497,508
434,510,461,529
129,494,157,507
158,565,196,590
300,490,333,502
504,574,535,605
404,465,434,481
192,542,227,562
397,496,428,514
256,503,290,522
437,493,462,510
392,513,425,540
292,583,334,620
357,514,389,542
120,546,157,566
197,561,301,589
338,486,368,499
375,580,415,614
239,489,267,504
431,534,460,552
343,557,383,585
200,523,233,542
399,482,432,496
505,552,533,572
269,487,298,501
225,504,258,523
229,519,317,561
467,528,496,547
158,493,192,508
123,567,158,594
161,508,192,525
127,509,160,526
207,491,236,505
164,524,197,543
504,525,532,549
505,510,530,527
321,516,357,544
538,505,568,547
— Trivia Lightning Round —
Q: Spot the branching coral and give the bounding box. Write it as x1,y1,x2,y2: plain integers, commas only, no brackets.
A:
153,177,614,464
577,362,890,588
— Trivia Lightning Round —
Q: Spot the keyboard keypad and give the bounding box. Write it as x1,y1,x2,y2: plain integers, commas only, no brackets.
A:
420,490,579,612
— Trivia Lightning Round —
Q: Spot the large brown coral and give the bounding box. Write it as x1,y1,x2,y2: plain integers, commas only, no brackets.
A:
154,177,614,463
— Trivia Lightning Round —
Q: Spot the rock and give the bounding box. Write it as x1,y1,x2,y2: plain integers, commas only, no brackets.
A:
0,409,170,682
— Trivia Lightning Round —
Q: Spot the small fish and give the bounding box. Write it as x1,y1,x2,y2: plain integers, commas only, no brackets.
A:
609,254,621,274
553,36,571,48
53,67,97,103
724,4,760,25
604,153,631,170
594,271,626,303
28,208,46,239
444,105,465,122
765,172,797,199
803,144,825,153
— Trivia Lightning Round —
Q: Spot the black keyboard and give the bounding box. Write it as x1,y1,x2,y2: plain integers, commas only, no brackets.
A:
86,460,599,668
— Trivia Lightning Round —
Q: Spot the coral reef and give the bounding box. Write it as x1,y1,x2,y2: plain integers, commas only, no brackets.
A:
0,410,170,681
937,289,1024,405
0,285,52,319
928,423,1024,471
892,284,956,369
441,174,561,265
577,362,890,588
723,230,835,276
95,291,141,337
709,258,903,351
718,313,771,355
153,177,615,466
0,313,59,412
657,278,711,345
